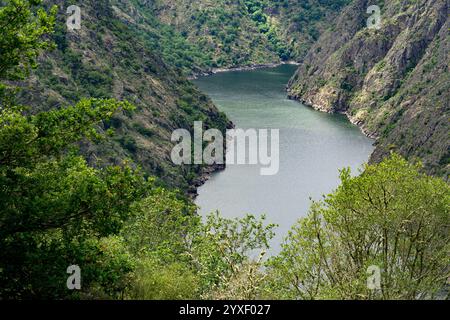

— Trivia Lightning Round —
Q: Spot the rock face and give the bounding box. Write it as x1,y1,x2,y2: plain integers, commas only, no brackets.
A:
288,0,449,179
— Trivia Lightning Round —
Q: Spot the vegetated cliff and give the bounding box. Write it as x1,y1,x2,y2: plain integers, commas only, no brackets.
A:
147,0,351,73
288,0,449,179
265,0,352,60
17,0,351,194
18,0,231,193
148,0,281,69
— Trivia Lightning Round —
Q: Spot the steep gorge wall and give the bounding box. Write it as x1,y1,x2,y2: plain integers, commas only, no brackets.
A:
288,0,449,178
147,0,351,71
19,0,231,192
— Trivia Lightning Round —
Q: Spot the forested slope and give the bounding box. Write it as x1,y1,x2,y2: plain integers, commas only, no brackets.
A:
148,0,350,72
18,0,230,192
1,0,449,301
17,0,354,192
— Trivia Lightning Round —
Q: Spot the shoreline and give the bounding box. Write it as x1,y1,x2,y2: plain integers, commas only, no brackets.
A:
189,61,298,198
286,94,378,166
189,163,226,199
286,94,378,141
188,61,300,80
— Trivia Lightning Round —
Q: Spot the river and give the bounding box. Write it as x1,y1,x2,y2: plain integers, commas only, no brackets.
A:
194,64,374,253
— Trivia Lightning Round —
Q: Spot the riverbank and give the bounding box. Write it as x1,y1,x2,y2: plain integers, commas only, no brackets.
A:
188,61,300,80
286,94,379,141
189,163,227,199
188,62,301,198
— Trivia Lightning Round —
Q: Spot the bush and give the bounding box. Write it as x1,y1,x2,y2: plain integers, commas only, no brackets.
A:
127,258,199,300
266,154,450,300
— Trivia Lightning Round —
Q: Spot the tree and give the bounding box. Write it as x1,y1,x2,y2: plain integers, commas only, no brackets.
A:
122,189,276,300
266,154,449,300
191,212,276,299
0,98,152,299
0,0,57,104
0,0,151,299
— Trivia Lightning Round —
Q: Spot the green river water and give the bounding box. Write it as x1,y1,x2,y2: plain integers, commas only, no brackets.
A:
194,64,374,253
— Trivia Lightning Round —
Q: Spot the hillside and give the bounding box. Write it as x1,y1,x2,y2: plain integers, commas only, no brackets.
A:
148,0,350,73
1,0,449,301
287,0,449,179
264,0,351,60
17,0,231,193
17,0,355,192
16,0,449,184
149,0,282,70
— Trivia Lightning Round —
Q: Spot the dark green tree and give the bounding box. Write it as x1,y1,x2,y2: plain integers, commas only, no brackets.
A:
0,0,56,104
0,0,150,299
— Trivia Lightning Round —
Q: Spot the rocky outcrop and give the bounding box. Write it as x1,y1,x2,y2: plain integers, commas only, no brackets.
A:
288,0,449,179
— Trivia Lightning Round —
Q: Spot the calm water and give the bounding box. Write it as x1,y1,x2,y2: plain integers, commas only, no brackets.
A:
194,64,374,253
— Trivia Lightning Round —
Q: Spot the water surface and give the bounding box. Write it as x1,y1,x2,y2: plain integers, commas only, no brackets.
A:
194,65,374,253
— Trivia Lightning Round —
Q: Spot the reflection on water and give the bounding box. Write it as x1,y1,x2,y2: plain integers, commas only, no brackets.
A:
194,65,374,254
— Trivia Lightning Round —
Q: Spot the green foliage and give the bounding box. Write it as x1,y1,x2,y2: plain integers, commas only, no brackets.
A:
265,154,450,300
0,0,56,81
244,0,291,60
19,0,232,191
122,188,198,261
145,0,283,70
0,0,56,104
124,0,213,75
0,95,271,299
128,257,200,300
191,213,276,297
120,188,276,300
0,0,274,300
119,134,138,154
0,98,150,298
0,3,149,297
1,0,448,301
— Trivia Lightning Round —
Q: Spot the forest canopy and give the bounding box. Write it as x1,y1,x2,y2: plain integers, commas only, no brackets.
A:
0,0,448,300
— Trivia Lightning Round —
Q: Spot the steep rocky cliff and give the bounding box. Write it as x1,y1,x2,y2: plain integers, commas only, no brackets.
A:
288,0,449,178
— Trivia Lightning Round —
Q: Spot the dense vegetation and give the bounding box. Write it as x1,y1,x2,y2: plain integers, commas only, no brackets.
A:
147,0,351,73
266,155,449,299
16,0,231,192
0,0,272,299
0,0,448,300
